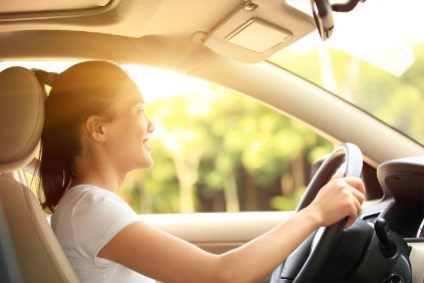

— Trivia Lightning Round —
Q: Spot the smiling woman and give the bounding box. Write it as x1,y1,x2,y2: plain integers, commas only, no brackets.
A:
16,60,364,283
38,61,154,212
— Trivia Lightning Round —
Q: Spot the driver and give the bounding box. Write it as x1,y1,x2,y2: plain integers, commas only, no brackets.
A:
37,61,366,283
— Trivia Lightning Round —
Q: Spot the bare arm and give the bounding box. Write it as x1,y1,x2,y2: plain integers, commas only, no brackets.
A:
98,177,365,283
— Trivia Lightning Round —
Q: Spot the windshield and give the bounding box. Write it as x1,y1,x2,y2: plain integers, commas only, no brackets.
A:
270,0,424,145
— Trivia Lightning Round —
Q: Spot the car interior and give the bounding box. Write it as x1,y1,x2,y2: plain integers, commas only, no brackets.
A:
0,0,423,282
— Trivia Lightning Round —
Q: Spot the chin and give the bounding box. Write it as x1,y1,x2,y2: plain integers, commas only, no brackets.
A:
143,161,154,169
140,157,154,169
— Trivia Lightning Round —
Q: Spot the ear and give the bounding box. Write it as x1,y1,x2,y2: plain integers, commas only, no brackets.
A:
85,115,107,143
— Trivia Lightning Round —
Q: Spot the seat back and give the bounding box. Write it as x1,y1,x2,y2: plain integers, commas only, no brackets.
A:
0,202,23,283
0,67,79,283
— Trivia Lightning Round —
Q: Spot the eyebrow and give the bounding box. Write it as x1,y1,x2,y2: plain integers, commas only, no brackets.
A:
121,97,144,109
131,97,144,105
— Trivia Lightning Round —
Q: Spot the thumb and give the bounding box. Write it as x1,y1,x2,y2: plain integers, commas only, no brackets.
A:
332,170,345,180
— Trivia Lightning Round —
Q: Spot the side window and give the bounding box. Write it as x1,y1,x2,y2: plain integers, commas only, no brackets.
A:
120,66,335,214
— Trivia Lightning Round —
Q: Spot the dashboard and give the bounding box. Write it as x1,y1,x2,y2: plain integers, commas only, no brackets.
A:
362,156,424,240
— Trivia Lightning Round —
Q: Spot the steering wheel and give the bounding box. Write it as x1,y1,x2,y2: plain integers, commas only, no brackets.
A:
270,143,363,283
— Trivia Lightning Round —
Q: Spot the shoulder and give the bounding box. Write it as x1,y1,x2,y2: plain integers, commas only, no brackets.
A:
52,185,140,261
72,185,135,215
60,185,129,209
53,184,138,228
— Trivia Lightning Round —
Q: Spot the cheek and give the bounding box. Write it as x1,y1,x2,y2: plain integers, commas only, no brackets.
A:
127,120,147,150
134,120,147,138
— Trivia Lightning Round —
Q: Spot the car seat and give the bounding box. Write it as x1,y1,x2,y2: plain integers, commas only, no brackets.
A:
0,66,79,282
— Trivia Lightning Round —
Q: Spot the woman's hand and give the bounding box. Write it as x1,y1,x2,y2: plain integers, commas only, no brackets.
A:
304,177,366,229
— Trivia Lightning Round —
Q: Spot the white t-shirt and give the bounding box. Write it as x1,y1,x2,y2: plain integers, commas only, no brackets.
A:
51,184,155,283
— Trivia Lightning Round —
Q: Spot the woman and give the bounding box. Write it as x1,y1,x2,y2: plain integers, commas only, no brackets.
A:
38,61,365,283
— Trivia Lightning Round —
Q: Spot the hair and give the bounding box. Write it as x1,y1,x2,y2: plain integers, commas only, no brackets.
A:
36,61,138,213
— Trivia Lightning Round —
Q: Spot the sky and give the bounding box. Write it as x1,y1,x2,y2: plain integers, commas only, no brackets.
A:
287,0,424,76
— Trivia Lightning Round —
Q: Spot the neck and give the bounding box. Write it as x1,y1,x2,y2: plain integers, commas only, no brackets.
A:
72,152,126,194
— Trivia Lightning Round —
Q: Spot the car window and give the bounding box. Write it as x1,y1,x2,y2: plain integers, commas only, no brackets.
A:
2,61,335,214
122,66,335,214
270,0,424,145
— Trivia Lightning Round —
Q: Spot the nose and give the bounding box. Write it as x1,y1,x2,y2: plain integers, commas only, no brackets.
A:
147,117,155,133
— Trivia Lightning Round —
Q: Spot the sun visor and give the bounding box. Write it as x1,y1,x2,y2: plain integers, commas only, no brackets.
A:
0,0,120,21
202,0,315,63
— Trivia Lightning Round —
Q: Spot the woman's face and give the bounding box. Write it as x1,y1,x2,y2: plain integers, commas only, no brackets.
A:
102,87,155,173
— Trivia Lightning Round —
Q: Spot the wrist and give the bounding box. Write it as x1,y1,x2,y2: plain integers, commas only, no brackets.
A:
298,206,323,229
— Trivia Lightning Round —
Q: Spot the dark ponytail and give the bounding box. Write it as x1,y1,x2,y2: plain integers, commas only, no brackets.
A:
36,61,136,213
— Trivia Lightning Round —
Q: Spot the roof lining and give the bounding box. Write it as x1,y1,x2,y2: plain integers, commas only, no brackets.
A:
0,0,121,22
0,31,216,73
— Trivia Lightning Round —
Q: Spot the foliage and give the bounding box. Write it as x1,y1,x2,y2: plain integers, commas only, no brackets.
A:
120,85,333,213
271,43,424,144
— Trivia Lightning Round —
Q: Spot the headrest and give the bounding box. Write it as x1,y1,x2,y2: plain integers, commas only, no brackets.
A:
0,67,44,172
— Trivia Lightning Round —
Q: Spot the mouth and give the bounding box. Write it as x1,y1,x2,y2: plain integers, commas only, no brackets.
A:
143,138,152,151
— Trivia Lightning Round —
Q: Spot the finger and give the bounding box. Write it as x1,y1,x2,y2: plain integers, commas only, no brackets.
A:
344,192,362,228
344,177,366,195
352,195,362,216
344,203,359,228
350,186,365,205
346,185,363,216
345,215,355,229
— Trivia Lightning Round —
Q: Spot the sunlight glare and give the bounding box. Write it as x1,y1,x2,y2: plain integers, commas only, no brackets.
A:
0,61,212,102
286,0,423,76
126,65,211,102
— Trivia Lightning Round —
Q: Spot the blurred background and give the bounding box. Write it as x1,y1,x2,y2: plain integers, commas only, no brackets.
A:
121,42,423,214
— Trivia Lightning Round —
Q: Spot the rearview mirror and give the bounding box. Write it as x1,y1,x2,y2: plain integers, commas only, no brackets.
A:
311,0,367,40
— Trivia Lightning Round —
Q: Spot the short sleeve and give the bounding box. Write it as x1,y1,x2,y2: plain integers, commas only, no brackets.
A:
70,188,140,267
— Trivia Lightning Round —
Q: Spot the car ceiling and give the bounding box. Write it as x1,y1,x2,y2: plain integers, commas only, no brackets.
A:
0,0,314,67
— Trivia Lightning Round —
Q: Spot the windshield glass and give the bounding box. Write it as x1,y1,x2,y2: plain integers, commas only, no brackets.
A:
270,0,424,144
